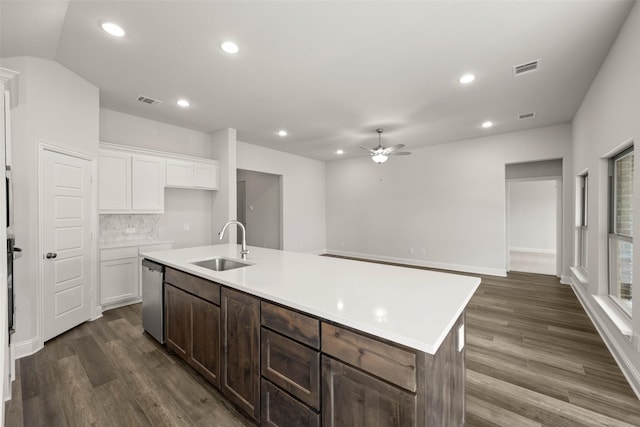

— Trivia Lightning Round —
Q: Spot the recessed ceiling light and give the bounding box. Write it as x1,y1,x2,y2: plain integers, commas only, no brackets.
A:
101,22,125,37
278,130,288,137
177,99,190,108
482,121,493,129
336,149,344,155
459,74,475,84
221,41,239,54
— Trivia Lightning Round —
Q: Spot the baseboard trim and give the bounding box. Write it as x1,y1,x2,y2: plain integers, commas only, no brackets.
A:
325,250,507,277
568,275,640,400
12,336,43,361
560,275,572,285
306,249,328,256
510,247,557,255
100,298,141,313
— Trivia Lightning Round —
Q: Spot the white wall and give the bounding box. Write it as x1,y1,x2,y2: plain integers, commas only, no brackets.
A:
100,109,211,158
99,109,215,249
237,141,326,253
571,1,640,396
0,57,99,355
211,129,237,244
237,169,281,249
326,124,572,276
509,180,557,252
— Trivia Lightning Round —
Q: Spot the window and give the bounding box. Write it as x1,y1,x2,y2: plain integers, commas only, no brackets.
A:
577,173,588,271
609,147,633,316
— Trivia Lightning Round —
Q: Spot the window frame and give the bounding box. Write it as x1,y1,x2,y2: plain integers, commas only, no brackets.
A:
608,146,633,317
577,173,588,272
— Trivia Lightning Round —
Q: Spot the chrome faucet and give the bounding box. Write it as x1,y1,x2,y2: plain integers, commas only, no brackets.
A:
218,220,249,260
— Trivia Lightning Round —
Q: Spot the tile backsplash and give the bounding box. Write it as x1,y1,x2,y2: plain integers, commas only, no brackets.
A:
100,214,160,242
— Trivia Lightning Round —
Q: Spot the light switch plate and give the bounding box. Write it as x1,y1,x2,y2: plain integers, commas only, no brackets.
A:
457,324,465,352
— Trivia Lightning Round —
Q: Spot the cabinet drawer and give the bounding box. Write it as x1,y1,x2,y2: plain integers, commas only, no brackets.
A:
261,328,320,409
165,268,220,305
261,379,319,427
321,356,416,427
321,323,417,392
100,246,139,261
261,301,319,349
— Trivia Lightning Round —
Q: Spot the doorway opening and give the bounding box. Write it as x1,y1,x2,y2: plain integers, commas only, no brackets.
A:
506,160,562,276
236,169,283,250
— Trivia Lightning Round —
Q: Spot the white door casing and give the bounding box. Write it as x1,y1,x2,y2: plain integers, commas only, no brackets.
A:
42,149,93,342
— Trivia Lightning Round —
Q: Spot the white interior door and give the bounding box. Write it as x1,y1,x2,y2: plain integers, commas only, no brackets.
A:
42,149,93,341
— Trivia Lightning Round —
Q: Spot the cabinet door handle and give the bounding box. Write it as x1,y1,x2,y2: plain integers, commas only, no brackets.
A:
45,252,57,259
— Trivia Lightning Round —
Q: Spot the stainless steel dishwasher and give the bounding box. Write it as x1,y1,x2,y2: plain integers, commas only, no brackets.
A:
141,259,165,344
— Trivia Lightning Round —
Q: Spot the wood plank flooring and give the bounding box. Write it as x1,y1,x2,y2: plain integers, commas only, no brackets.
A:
4,304,254,427
465,272,640,427
5,263,640,426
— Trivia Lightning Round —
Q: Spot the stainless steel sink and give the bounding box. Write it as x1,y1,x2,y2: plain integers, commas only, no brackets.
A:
191,257,251,272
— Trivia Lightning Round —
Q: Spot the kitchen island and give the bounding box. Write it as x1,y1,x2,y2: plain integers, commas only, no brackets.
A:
141,244,480,426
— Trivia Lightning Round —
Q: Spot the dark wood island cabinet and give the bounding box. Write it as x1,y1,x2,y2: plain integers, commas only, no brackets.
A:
159,263,468,427
164,268,221,387
221,287,261,421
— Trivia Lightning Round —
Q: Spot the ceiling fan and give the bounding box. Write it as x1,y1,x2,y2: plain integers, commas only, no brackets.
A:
360,128,411,164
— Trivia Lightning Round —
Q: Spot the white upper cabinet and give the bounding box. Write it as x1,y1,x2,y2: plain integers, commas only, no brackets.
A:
98,143,218,214
166,159,194,187
99,150,132,212
166,159,219,190
194,162,219,189
99,149,165,214
132,155,165,212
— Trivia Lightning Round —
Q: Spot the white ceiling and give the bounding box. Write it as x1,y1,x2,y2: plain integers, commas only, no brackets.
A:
0,1,634,161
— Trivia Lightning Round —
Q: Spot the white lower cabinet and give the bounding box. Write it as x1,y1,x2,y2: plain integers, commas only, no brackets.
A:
100,242,172,310
100,246,139,307
101,257,139,306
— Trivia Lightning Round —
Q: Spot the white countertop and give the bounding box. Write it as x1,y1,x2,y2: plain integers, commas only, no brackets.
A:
140,244,481,354
100,239,173,249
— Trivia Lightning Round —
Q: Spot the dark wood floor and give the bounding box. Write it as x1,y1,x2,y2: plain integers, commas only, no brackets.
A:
4,304,254,427
465,272,640,427
5,267,640,426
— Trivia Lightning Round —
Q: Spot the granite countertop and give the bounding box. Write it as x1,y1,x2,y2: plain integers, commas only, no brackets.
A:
140,244,481,354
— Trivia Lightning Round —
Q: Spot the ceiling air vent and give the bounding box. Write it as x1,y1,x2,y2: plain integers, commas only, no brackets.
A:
518,112,536,120
136,95,162,106
513,59,540,76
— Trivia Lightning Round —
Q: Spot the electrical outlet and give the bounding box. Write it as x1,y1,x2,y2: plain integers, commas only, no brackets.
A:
409,247,414,254
125,228,136,234
183,223,190,231
421,248,426,255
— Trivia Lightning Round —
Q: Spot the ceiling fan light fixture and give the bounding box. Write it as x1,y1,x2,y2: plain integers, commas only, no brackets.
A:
361,128,410,164
372,153,388,164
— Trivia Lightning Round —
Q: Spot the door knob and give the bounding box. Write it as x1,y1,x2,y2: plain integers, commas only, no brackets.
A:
45,252,57,259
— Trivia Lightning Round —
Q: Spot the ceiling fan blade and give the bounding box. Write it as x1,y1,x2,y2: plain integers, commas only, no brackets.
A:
384,144,405,153
359,145,374,151
389,151,411,156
